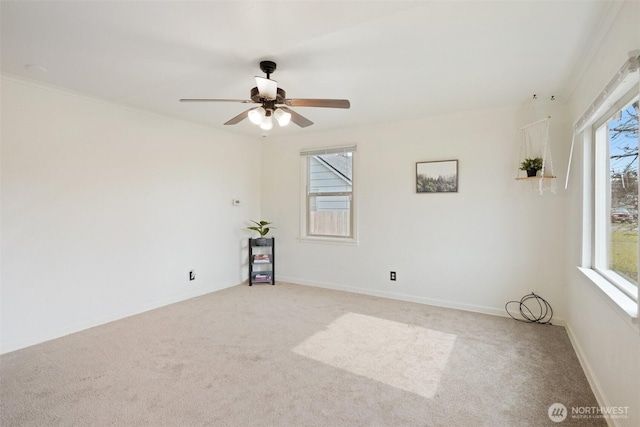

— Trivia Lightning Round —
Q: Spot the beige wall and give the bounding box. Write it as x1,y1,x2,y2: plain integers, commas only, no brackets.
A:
1,77,262,353
261,103,570,321
564,1,640,426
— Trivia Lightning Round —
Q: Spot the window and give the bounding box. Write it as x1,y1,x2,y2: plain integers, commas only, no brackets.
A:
300,145,356,241
592,90,639,302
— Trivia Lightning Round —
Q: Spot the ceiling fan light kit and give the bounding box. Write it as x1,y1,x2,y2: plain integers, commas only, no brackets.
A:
248,107,266,125
180,60,350,130
260,112,273,130
274,108,291,126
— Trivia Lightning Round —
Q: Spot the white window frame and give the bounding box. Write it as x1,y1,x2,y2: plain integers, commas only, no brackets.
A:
299,145,358,244
591,90,639,302
575,53,639,322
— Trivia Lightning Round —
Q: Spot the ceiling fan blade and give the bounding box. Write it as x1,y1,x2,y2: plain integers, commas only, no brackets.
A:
224,108,253,125
280,107,314,128
180,98,255,103
255,77,278,100
284,99,350,109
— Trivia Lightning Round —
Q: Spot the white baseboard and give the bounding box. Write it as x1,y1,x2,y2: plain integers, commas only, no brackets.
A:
564,323,616,427
278,276,566,326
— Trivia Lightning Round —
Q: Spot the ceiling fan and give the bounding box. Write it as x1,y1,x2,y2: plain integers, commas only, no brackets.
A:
180,60,350,129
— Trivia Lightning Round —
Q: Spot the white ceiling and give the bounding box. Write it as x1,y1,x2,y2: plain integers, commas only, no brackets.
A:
1,1,613,138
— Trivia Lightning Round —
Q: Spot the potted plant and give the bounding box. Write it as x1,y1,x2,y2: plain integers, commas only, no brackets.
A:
247,220,274,245
520,157,544,177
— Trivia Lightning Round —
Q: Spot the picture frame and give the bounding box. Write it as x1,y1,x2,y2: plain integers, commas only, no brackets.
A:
416,160,458,193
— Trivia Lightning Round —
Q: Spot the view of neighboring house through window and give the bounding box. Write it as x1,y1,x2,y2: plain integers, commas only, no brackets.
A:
301,146,355,239
594,92,639,299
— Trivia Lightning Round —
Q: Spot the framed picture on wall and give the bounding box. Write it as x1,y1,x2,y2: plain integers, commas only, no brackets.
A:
416,160,458,193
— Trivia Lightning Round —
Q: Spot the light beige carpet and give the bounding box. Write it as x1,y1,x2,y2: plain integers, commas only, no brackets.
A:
1,283,605,426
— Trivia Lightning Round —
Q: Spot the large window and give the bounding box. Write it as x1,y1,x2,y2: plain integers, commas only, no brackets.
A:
593,91,639,301
300,145,356,240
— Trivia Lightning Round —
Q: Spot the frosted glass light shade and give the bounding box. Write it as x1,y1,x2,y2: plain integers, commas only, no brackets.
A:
260,116,273,130
274,108,291,126
248,107,266,125
255,77,278,100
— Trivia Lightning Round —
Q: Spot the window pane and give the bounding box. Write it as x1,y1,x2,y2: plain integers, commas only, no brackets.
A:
308,153,353,237
608,99,639,285
309,153,353,193
308,195,351,237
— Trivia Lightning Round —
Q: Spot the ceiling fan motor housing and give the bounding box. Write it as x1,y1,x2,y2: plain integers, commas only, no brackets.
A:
250,87,286,105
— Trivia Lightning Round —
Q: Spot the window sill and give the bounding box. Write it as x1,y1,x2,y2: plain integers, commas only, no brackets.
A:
298,236,358,246
577,267,638,324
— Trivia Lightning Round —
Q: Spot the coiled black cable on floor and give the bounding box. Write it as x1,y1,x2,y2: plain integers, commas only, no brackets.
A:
505,292,553,325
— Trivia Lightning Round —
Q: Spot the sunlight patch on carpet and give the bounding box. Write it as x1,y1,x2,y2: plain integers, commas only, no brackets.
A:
292,312,456,398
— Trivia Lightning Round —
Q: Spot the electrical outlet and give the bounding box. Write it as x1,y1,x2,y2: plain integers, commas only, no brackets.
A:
189,271,195,281
390,271,396,281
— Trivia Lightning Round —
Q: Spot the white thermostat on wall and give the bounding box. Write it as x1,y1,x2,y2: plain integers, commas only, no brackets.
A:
232,199,241,206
